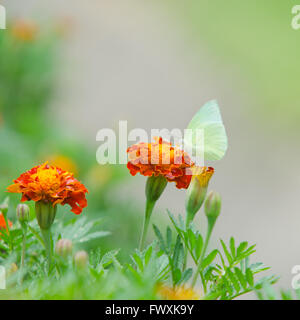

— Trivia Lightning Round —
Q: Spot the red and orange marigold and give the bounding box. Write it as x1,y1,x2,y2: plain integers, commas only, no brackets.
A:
7,162,88,215
127,137,194,189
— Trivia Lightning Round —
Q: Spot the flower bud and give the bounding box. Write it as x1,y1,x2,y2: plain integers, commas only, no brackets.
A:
145,175,167,203
35,201,57,230
74,250,88,269
185,167,214,225
55,239,73,258
17,204,30,224
205,191,221,221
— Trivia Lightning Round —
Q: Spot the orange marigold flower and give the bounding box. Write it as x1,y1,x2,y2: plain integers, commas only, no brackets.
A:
157,284,200,300
7,162,88,215
127,137,194,189
0,212,12,238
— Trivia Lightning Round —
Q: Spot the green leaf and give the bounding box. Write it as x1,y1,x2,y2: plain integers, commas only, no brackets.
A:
187,228,196,251
195,234,203,261
153,224,166,252
172,235,184,269
144,245,153,265
131,252,144,271
230,237,235,258
101,249,120,268
173,268,182,285
246,268,254,287
234,267,248,290
220,239,233,265
166,227,172,252
236,241,248,256
179,268,193,284
227,268,240,292
201,249,218,270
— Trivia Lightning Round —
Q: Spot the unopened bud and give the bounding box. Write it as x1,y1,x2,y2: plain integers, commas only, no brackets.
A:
35,201,57,230
205,191,221,221
186,179,207,224
185,167,214,225
55,239,73,258
74,250,88,269
145,175,167,203
17,204,30,224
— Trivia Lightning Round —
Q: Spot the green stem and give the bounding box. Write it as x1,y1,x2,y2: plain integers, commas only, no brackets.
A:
183,213,192,271
139,200,155,251
19,227,27,284
41,228,52,273
21,233,26,269
192,220,215,288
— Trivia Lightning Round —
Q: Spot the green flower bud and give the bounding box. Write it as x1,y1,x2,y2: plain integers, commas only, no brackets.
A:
185,167,214,225
186,179,207,224
16,204,30,224
145,175,168,203
74,250,88,269
35,201,57,230
205,191,221,221
55,239,73,258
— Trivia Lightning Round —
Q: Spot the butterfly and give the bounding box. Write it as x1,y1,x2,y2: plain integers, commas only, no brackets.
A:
184,100,228,163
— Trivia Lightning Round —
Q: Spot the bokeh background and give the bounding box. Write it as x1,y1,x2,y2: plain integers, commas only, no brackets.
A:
1,0,300,298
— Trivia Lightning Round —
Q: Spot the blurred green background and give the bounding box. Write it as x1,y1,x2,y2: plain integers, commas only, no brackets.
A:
1,0,300,296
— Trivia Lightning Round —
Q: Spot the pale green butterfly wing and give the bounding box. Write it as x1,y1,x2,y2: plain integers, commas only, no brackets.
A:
185,100,228,161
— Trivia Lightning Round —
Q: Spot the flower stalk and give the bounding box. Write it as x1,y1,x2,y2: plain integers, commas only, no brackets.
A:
139,175,167,250
192,191,221,288
35,201,57,272
139,199,155,251
17,204,30,284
